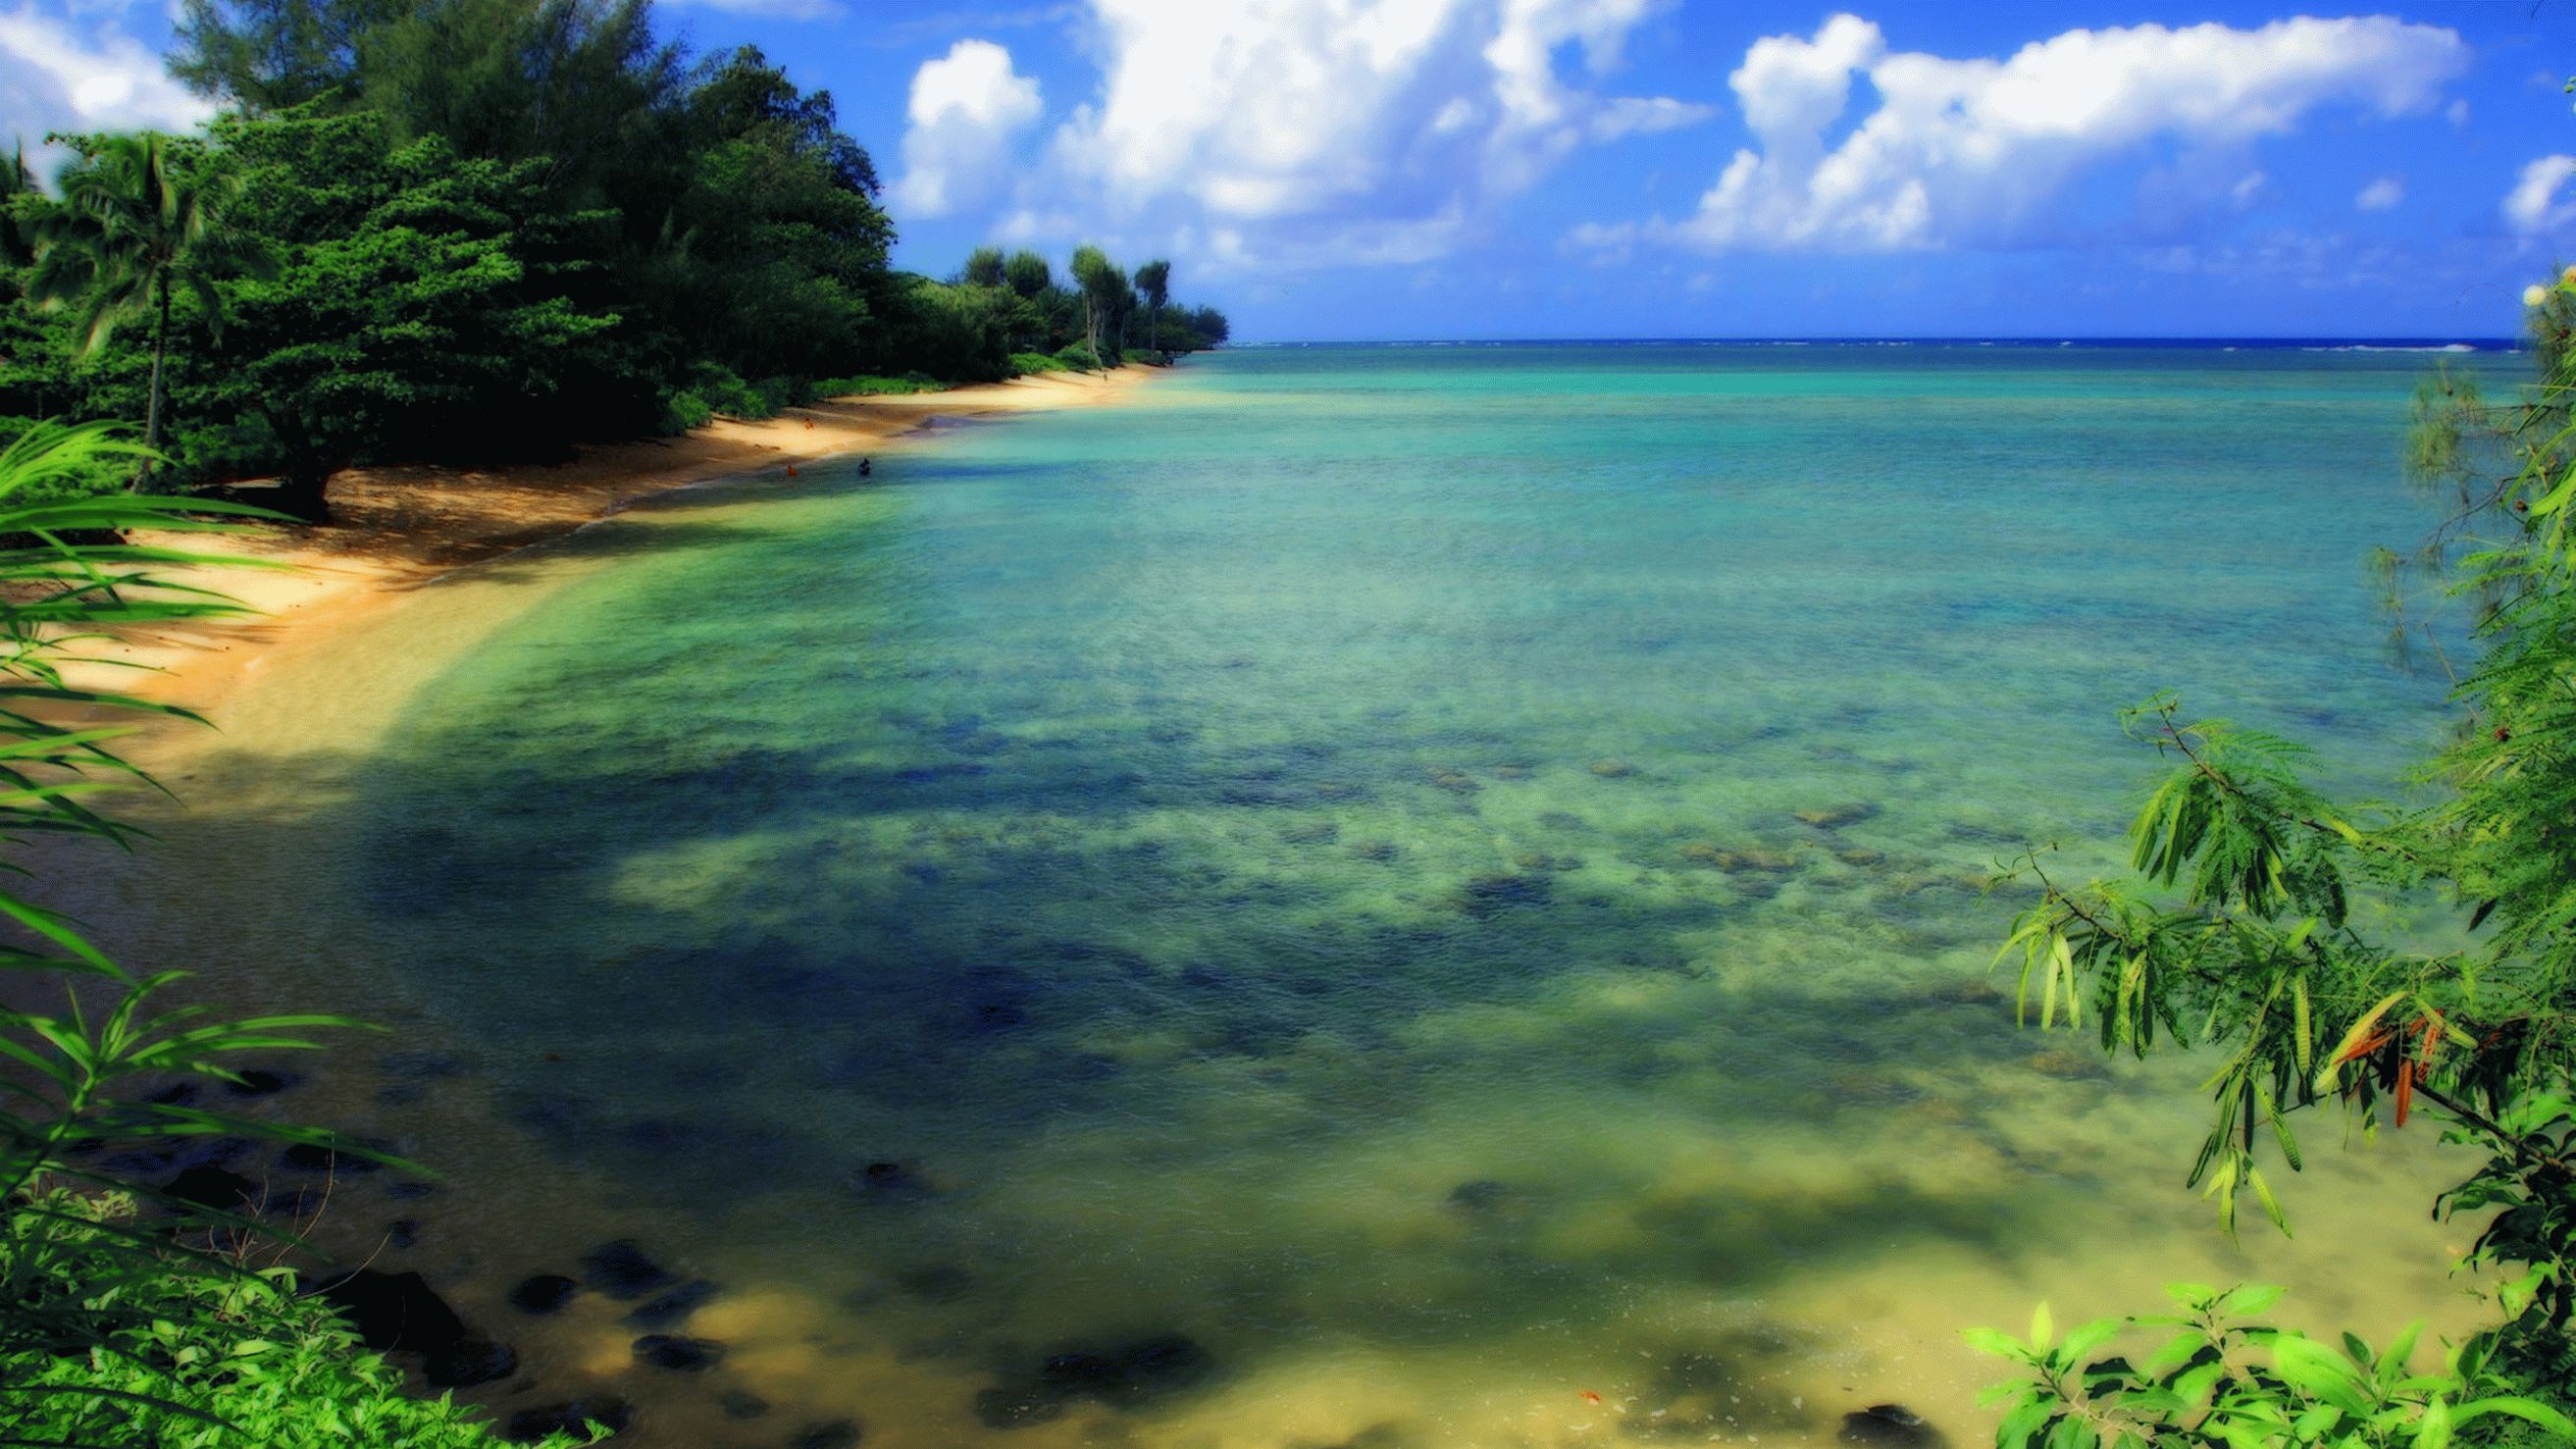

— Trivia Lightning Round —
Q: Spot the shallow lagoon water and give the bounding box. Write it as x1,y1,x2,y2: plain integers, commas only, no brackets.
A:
108,345,2524,1447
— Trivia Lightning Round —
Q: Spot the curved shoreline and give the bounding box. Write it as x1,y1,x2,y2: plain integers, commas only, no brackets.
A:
74,364,1170,729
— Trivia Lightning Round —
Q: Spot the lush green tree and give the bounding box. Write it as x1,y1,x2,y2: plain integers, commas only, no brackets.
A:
1980,273,2576,1435
963,244,1005,287
189,106,625,518
1004,247,1051,298
26,134,271,478
1069,243,1121,371
167,0,397,111
1134,257,1169,358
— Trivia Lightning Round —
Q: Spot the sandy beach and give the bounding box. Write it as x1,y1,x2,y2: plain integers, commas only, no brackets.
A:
75,365,1163,723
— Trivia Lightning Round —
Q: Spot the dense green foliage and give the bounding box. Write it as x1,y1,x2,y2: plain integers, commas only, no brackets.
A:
0,423,564,1446
0,0,1228,518
3,1195,591,1447
1974,276,2576,1441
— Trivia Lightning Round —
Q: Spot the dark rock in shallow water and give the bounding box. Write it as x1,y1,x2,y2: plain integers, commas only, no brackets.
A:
855,1161,929,1197
386,1218,422,1249
1841,1404,1942,1448
315,1269,465,1353
1038,1334,1217,1406
633,1333,726,1371
145,1081,200,1108
580,1239,678,1299
508,1273,578,1316
977,1334,1216,1428
506,1397,632,1442
164,1164,259,1212
623,1278,720,1328
1445,1179,1513,1214
226,1067,299,1098
718,1390,771,1421
423,1340,516,1387
1455,871,1550,913
793,1419,863,1449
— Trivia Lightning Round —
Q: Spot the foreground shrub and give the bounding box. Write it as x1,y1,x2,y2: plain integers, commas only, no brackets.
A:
1976,1286,2573,1449
1,1195,587,1448
1007,351,1066,376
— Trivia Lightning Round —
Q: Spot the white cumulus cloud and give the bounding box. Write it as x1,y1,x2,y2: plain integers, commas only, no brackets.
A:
2355,175,2404,212
1038,0,1711,267
1598,12,2466,254
889,38,1044,220
2505,155,2576,236
0,8,219,177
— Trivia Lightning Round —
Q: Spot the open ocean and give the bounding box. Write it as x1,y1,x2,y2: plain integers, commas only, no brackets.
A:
110,343,2524,1447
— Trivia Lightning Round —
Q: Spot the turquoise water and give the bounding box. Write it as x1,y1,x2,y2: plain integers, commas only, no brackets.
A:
177,346,2525,1446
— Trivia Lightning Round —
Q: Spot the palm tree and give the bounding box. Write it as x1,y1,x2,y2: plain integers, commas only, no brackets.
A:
28,134,271,483
1134,259,1169,357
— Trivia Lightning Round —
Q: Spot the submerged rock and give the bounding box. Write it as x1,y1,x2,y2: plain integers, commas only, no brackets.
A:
507,1273,578,1316
1426,768,1481,794
1350,840,1398,861
1795,803,1880,829
579,1239,678,1299
226,1067,299,1098
1840,1404,1942,1448
505,1397,632,1442
1454,872,1550,913
623,1278,721,1328
1039,1334,1216,1406
424,1340,516,1388
718,1390,772,1420
1588,758,1635,778
315,1269,465,1354
1834,847,1888,866
979,1333,1219,1426
793,1420,863,1449
855,1161,932,1198
1281,819,1340,844
633,1333,726,1371
1681,843,1801,873
163,1164,259,1213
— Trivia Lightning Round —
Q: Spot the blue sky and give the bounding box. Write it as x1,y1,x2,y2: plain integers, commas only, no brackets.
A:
8,0,2576,340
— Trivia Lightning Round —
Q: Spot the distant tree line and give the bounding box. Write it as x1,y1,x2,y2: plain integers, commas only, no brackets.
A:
0,0,1229,520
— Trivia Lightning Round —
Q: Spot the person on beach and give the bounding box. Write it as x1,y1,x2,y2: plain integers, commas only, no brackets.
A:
859,457,873,477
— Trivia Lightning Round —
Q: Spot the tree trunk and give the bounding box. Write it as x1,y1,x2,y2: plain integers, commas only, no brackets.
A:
260,404,335,523
139,280,169,491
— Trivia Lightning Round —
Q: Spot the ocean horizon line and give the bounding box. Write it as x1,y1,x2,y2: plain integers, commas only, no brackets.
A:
1232,336,2522,351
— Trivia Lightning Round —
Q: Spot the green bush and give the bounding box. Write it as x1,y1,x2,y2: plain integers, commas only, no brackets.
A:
1,1194,588,1448
683,362,773,420
1007,351,1066,376
1121,348,1166,367
656,388,713,434
1054,341,1101,371
810,374,944,396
